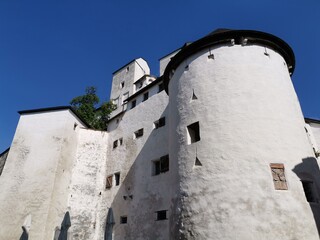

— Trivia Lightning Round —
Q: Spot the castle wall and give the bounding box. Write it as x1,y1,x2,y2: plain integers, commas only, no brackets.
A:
0,109,85,240
67,128,108,240
99,85,173,240
167,44,320,239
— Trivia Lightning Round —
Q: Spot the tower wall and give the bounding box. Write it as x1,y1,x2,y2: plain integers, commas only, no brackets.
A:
167,43,319,239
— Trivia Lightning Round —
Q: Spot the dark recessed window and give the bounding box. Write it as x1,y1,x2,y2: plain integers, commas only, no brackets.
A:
187,122,200,144
302,181,316,203
131,100,136,109
113,140,118,149
120,81,125,89
115,172,120,186
154,117,166,129
143,92,149,102
156,210,167,221
158,83,164,93
153,155,169,175
120,216,127,224
134,128,144,138
119,138,123,145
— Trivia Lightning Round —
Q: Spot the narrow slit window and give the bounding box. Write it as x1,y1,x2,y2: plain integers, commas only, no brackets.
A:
120,81,125,89
302,181,316,203
120,216,127,224
134,128,144,138
158,83,164,93
119,138,123,145
156,210,167,221
154,117,166,129
115,172,120,186
113,140,118,149
143,92,149,102
270,163,288,190
106,175,113,189
131,100,136,109
187,122,200,144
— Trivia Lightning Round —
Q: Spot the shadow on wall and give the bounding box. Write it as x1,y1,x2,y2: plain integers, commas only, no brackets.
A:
292,157,320,236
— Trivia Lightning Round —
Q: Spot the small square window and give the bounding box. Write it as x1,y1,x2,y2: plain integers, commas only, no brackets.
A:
156,210,167,221
131,100,136,109
115,172,120,186
187,122,200,144
134,128,144,138
119,138,123,145
158,83,164,93
113,140,118,149
154,117,166,129
153,155,169,175
106,175,113,189
270,163,288,190
120,216,127,224
143,92,149,102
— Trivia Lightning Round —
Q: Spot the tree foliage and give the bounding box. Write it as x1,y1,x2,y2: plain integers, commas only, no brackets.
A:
70,86,116,130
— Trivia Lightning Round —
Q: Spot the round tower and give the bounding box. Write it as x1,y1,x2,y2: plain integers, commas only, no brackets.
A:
164,30,319,239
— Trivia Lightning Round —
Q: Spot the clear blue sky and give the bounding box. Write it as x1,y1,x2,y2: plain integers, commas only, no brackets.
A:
0,0,319,152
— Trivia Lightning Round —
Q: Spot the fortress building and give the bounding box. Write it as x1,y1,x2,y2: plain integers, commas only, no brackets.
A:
0,29,320,240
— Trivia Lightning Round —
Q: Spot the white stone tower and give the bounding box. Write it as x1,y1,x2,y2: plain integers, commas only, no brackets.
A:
163,29,320,239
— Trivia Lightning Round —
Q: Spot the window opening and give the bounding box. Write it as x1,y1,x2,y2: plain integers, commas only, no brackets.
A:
156,210,167,221
134,128,144,138
154,117,166,129
302,181,316,203
270,163,288,190
143,92,149,102
192,90,198,100
120,216,127,224
131,100,136,109
113,140,118,149
122,92,129,105
115,173,120,186
126,66,129,72
153,155,169,175
195,157,202,166
158,83,164,93
112,97,119,109
120,81,125,89
187,122,200,144
119,138,123,145
106,175,113,189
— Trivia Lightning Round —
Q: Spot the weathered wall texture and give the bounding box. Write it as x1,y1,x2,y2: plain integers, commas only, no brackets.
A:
0,109,85,240
100,87,172,240
68,128,108,240
168,44,320,239
0,148,9,176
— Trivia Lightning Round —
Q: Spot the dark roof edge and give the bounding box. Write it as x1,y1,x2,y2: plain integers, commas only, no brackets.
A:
163,29,295,94
0,147,10,157
18,106,90,128
125,76,163,103
107,111,125,123
112,58,148,75
305,118,320,124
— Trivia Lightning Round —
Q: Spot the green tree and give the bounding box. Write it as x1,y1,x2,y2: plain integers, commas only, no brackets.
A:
70,86,116,130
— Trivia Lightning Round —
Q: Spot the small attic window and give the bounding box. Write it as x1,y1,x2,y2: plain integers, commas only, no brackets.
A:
187,122,200,144
131,100,136,109
153,155,169,175
120,216,127,224
120,81,125,89
126,66,129,72
154,117,165,129
113,140,118,149
156,210,168,221
143,92,149,102
158,83,164,93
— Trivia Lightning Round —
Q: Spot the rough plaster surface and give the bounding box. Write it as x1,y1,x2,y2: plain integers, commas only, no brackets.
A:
0,110,85,240
1,42,320,240
168,44,320,239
